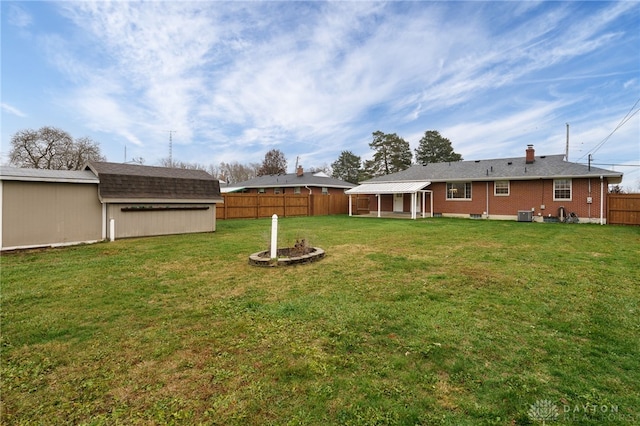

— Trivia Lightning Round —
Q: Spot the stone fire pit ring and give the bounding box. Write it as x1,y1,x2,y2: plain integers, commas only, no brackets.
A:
249,247,325,267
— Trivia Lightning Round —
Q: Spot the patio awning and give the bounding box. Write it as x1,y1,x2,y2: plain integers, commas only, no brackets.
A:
345,181,431,195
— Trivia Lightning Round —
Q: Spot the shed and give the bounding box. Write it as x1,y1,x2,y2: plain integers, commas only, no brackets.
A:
86,162,223,239
0,167,102,250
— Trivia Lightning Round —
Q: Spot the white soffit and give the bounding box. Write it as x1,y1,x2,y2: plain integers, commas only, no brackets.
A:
346,181,431,194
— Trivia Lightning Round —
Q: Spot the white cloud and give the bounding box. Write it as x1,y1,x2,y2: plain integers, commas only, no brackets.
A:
15,0,634,178
7,4,32,28
1,103,27,118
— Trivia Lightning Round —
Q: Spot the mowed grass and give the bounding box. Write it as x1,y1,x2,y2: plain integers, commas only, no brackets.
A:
1,216,639,425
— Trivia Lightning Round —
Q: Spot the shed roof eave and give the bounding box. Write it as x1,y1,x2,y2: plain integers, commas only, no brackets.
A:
98,197,223,204
0,176,99,184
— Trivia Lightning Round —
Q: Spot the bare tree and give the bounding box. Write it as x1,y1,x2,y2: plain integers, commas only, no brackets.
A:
9,126,105,170
219,161,259,183
158,157,211,171
257,149,287,176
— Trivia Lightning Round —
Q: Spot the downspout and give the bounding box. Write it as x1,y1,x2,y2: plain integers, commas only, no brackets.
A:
600,176,604,225
485,182,489,219
430,191,434,218
102,202,107,240
305,186,312,194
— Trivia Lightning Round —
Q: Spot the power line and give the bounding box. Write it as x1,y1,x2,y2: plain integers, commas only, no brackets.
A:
577,97,640,162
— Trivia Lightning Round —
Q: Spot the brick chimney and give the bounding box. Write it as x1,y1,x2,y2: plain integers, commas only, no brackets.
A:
296,165,304,177
525,145,535,164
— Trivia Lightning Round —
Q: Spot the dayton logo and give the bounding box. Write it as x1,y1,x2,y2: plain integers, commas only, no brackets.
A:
528,399,559,424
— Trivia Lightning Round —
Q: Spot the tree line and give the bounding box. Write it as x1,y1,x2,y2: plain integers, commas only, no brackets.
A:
6,126,461,184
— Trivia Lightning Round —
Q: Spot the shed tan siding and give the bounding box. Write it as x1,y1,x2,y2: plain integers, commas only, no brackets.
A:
2,180,102,249
106,203,217,239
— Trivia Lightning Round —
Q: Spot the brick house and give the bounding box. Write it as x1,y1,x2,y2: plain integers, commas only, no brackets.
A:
346,145,623,223
222,166,355,196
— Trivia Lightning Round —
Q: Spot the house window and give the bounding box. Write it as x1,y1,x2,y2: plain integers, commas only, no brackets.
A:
274,187,282,194
494,181,510,196
258,188,265,194
446,182,471,200
294,187,301,194
322,187,329,195
554,179,572,200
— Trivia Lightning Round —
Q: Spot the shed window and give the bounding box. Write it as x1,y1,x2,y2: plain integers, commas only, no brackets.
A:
446,182,472,200
494,181,510,196
554,179,572,200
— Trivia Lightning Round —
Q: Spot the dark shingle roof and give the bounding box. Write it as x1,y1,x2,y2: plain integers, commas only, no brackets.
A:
86,162,222,201
365,154,623,183
229,171,356,190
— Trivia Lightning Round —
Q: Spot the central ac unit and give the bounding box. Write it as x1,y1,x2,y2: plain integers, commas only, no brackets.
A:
518,210,533,222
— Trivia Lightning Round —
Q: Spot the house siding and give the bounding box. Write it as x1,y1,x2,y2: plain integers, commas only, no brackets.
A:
1,180,102,250
366,178,610,222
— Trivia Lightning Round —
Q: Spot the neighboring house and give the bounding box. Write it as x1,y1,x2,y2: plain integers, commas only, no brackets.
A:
346,145,623,223
222,166,356,195
0,162,223,250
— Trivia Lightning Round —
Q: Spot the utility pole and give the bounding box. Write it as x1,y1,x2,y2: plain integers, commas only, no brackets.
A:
166,130,176,167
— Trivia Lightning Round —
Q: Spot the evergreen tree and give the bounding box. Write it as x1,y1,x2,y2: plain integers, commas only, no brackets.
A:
415,130,462,165
331,150,362,184
363,131,412,178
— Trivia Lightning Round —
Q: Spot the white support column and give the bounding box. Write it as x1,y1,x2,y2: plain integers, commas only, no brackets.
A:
377,194,381,218
348,195,353,216
411,193,416,219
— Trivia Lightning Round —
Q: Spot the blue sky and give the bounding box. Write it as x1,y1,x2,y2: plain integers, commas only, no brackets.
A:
2,1,639,188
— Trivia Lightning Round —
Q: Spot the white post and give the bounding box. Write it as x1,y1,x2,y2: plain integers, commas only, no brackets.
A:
348,194,353,216
270,214,278,259
109,219,115,242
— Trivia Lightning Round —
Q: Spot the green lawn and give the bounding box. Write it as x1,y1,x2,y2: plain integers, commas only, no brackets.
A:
1,216,639,425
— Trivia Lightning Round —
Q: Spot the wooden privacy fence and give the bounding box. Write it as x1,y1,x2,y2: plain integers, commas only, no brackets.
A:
607,193,640,225
217,193,349,220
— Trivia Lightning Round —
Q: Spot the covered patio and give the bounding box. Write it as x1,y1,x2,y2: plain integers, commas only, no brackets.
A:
345,181,432,220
